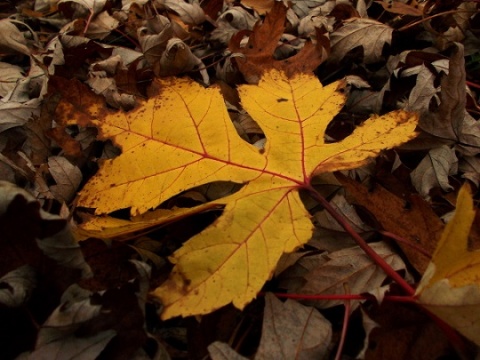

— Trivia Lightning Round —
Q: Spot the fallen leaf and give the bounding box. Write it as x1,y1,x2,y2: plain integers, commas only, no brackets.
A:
218,7,258,30
228,2,329,83
69,69,418,318
410,145,458,198
338,174,443,274
163,0,206,25
58,0,107,17
0,181,91,278
280,242,407,308
17,284,116,360
413,43,480,156
416,183,480,345
0,62,24,97
290,0,328,18
255,293,331,359
240,0,274,15
0,19,31,56
405,64,439,114
374,0,423,16
75,203,219,240
208,341,248,360
0,265,36,307
459,156,480,186
314,193,372,234
364,301,455,360
85,10,119,40
159,38,209,84
328,18,393,65
48,156,83,203
0,99,41,133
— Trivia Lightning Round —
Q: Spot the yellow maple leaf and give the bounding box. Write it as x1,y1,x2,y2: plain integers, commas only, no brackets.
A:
416,183,480,345
75,70,418,318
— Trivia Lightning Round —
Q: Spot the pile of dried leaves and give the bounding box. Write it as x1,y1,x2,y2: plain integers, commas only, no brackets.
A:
0,0,479,359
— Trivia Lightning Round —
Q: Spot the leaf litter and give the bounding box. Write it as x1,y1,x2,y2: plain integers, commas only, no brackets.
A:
0,0,479,359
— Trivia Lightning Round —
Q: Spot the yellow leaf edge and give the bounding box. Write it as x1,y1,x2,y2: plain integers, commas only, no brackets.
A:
416,183,480,345
73,202,221,241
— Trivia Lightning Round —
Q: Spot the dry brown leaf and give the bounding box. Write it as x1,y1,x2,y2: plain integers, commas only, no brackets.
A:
0,99,41,133
208,341,248,360
374,0,423,16
159,38,209,84
229,2,329,83
163,0,206,25
410,145,458,198
19,284,115,359
0,265,36,307
413,43,480,156
85,10,119,40
240,0,275,15
48,156,82,203
459,156,480,186
58,0,107,17
255,293,331,359
328,17,393,65
0,62,24,97
338,174,443,273
280,242,407,308
0,19,31,56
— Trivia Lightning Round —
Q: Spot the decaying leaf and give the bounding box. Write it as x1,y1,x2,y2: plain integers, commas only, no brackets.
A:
228,2,329,83
0,265,36,307
255,293,331,359
339,175,443,274
412,43,480,156
0,181,92,278
328,18,393,65
17,284,116,359
0,19,31,56
416,183,480,345
280,242,408,308
48,156,83,203
69,68,418,318
410,145,458,198
208,341,248,360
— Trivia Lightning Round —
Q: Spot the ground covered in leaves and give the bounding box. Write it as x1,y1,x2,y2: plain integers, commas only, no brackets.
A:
0,0,480,359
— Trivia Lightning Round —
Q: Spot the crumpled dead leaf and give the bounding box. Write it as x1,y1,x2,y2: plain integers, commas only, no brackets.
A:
58,0,107,18
0,19,31,56
0,62,25,97
410,145,458,198
208,341,248,360
338,174,443,274
0,265,36,307
85,10,119,39
159,38,209,84
0,181,92,277
162,0,205,25
16,284,116,359
229,2,329,83
413,43,480,156
328,17,393,65
280,242,409,308
255,293,332,359
48,156,83,203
